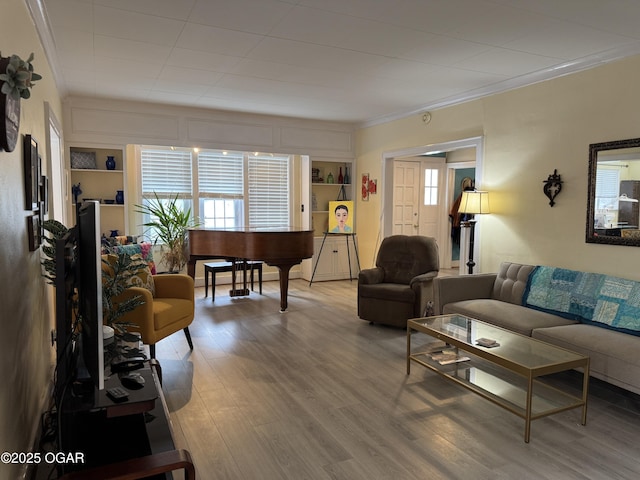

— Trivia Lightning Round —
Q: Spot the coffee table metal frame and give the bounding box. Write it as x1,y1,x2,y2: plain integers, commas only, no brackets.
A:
407,314,590,442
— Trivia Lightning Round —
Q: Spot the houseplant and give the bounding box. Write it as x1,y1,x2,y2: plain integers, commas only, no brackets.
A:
135,192,201,273
41,220,145,335
0,52,42,100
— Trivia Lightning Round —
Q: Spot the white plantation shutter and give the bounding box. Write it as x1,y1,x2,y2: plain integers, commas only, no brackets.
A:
248,154,290,227
141,148,192,197
198,150,243,197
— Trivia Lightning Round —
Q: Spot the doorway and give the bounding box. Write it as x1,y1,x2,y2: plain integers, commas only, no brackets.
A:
381,136,483,270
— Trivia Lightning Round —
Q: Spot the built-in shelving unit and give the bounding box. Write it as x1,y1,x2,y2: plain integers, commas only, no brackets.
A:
302,158,359,281
69,146,126,237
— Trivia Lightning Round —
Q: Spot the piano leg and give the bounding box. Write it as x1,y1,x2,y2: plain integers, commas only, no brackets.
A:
275,263,296,312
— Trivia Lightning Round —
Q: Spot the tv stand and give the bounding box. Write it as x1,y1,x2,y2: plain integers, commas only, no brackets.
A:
58,360,194,479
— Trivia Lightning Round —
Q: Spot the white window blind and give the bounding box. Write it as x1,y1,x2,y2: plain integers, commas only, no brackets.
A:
141,148,192,197
595,168,620,210
248,154,290,227
198,151,244,197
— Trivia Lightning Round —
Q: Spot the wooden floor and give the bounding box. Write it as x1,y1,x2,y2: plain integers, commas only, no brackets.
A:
157,279,640,480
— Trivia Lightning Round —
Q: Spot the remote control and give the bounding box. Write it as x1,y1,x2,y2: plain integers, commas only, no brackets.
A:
106,387,129,402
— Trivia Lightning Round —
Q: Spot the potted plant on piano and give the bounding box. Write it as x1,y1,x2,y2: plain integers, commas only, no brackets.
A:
135,192,201,273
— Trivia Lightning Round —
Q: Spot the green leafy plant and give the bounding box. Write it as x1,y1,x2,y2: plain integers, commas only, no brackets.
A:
135,192,201,273
41,220,145,335
0,52,42,100
41,220,70,285
101,251,146,334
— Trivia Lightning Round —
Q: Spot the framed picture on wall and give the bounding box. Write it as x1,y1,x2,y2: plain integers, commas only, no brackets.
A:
27,213,40,251
328,201,354,234
23,135,39,210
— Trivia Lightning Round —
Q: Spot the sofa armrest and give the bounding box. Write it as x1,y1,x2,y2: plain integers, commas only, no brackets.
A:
358,267,385,285
432,274,497,314
153,274,194,300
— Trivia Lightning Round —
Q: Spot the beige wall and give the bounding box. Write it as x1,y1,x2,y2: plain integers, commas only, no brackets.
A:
0,1,63,478
356,54,640,280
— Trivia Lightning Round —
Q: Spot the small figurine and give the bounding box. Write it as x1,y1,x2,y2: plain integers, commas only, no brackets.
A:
72,183,82,204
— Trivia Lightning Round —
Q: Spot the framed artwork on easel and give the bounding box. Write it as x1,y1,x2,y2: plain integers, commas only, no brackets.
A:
328,201,354,234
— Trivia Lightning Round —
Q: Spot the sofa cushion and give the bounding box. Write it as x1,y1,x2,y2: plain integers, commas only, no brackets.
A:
492,262,536,305
443,299,577,336
533,324,640,395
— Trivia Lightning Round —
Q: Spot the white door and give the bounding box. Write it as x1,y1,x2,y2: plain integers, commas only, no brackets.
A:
392,161,420,235
392,158,446,265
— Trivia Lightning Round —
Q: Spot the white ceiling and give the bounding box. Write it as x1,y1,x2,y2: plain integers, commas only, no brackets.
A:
35,0,640,125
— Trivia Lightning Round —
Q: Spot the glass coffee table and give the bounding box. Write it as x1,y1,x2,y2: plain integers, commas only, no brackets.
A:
407,314,590,442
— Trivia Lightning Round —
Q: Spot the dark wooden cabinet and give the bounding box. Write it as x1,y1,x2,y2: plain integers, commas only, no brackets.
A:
618,180,640,227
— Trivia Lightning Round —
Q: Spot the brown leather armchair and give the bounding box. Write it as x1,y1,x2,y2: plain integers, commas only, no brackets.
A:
358,235,439,327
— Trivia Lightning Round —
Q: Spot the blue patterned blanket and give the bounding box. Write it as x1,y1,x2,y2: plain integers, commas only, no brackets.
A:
523,266,640,336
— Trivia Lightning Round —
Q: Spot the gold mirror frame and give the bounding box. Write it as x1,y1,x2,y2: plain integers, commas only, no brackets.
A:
587,137,640,246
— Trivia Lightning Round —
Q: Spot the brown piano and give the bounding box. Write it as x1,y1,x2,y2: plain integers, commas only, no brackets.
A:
188,227,314,312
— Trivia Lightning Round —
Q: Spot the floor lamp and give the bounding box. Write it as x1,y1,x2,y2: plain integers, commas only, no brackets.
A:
458,190,490,274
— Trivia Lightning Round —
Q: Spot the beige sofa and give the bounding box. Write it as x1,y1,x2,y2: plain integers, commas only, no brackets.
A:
432,262,640,395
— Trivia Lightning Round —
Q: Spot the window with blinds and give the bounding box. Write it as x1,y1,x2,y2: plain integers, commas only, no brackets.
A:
248,154,290,228
140,146,292,234
595,167,620,210
141,148,193,197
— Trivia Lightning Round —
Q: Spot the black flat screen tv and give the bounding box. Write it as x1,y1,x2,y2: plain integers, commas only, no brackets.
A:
75,200,105,391
54,200,104,406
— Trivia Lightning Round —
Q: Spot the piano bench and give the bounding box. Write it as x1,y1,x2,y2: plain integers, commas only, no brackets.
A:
204,260,263,301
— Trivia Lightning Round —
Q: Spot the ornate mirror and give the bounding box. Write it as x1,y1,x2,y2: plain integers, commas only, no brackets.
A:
587,137,640,246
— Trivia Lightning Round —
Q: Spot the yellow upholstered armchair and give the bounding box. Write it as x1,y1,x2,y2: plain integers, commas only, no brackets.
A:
120,274,195,358
103,252,195,358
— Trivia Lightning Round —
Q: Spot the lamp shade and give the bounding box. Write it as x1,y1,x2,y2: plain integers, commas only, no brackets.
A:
458,190,490,214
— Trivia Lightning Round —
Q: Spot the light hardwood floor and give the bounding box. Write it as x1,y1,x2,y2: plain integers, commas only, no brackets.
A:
157,279,640,480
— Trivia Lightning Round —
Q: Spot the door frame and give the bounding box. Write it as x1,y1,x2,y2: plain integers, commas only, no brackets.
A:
381,136,484,269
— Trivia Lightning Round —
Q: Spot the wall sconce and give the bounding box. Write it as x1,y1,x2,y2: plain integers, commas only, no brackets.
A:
458,190,490,274
543,169,563,207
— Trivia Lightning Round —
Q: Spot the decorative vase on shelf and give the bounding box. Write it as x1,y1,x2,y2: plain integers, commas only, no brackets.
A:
338,167,344,184
327,172,334,184
115,190,124,204
344,167,350,184
106,156,116,170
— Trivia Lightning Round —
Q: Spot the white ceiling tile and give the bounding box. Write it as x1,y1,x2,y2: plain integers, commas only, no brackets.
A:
158,65,224,85
166,48,242,73
93,0,196,21
505,20,638,59
247,37,388,73
46,0,93,31
453,47,561,77
93,6,185,46
401,35,493,66
94,36,172,62
188,0,294,35
176,23,264,57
